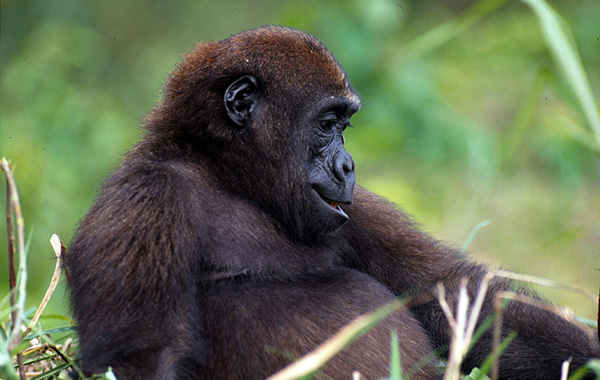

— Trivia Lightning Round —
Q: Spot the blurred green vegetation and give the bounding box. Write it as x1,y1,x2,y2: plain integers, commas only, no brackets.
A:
1,0,599,329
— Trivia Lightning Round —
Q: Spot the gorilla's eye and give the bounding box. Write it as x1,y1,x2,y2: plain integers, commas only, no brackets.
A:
321,119,340,131
320,116,339,129
319,110,342,130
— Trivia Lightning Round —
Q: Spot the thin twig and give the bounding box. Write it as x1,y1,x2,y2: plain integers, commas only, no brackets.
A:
560,358,571,380
4,164,17,321
1,158,27,380
21,342,81,376
439,274,493,380
494,269,597,302
437,272,494,380
465,272,494,343
493,270,597,339
491,291,506,380
443,278,469,380
24,234,64,336
436,283,457,330
492,290,593,380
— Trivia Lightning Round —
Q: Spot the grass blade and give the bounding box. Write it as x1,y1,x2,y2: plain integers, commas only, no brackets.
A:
520,0,600,150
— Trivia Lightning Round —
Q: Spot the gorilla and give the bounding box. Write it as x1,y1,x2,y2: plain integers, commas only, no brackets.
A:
66,26,600,379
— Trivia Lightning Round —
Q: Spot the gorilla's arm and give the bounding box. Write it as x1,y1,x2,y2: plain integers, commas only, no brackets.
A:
66,160,202,380
343,186,600,379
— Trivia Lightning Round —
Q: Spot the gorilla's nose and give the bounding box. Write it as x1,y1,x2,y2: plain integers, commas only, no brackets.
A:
334,150,355,182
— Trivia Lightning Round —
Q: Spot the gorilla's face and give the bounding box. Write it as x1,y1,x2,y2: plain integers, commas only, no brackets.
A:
223,73,360,242
305,96,358,236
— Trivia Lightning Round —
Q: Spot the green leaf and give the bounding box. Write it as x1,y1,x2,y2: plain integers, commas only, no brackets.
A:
462,367,492,380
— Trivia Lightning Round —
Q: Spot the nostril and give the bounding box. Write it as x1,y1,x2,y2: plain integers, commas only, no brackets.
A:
342,161,351,175
334,151,355,181
344,157,354,174
343,152,354,174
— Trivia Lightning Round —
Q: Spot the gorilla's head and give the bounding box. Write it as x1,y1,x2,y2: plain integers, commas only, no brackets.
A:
150,26,360,242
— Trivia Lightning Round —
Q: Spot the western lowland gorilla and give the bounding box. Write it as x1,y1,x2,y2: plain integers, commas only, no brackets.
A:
66,26,600,379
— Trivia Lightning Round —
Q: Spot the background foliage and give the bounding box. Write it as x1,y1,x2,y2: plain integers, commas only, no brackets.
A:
1,0,599,331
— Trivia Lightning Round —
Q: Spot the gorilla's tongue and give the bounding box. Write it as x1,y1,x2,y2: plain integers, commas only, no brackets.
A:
327,200,339,209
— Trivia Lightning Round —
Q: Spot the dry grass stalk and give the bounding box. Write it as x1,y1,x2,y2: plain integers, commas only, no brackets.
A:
560,358,571,380
492,290,594,380
2,158,27,380
24,234,64,336
494,269,597,303
18,340,75,378
439,272,494,380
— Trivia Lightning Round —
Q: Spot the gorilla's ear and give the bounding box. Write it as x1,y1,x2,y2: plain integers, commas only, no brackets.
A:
224,75,261,127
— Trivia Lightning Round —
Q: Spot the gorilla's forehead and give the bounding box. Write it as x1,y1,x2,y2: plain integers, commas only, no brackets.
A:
228,27,346,77
182,26,353,95
230,27,358,102
168,26,359,117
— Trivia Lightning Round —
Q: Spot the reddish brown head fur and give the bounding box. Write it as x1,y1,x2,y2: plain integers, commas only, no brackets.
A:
147,26,358,140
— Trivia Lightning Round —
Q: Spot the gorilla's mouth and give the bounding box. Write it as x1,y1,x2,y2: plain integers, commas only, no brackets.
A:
326,199,347,218
311,188,351,220
319,194,349,218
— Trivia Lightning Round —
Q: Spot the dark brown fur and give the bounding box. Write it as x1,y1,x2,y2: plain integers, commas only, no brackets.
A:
66,26,600,380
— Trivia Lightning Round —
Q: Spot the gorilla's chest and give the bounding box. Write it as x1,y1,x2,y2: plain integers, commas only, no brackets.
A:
198,269,410,379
